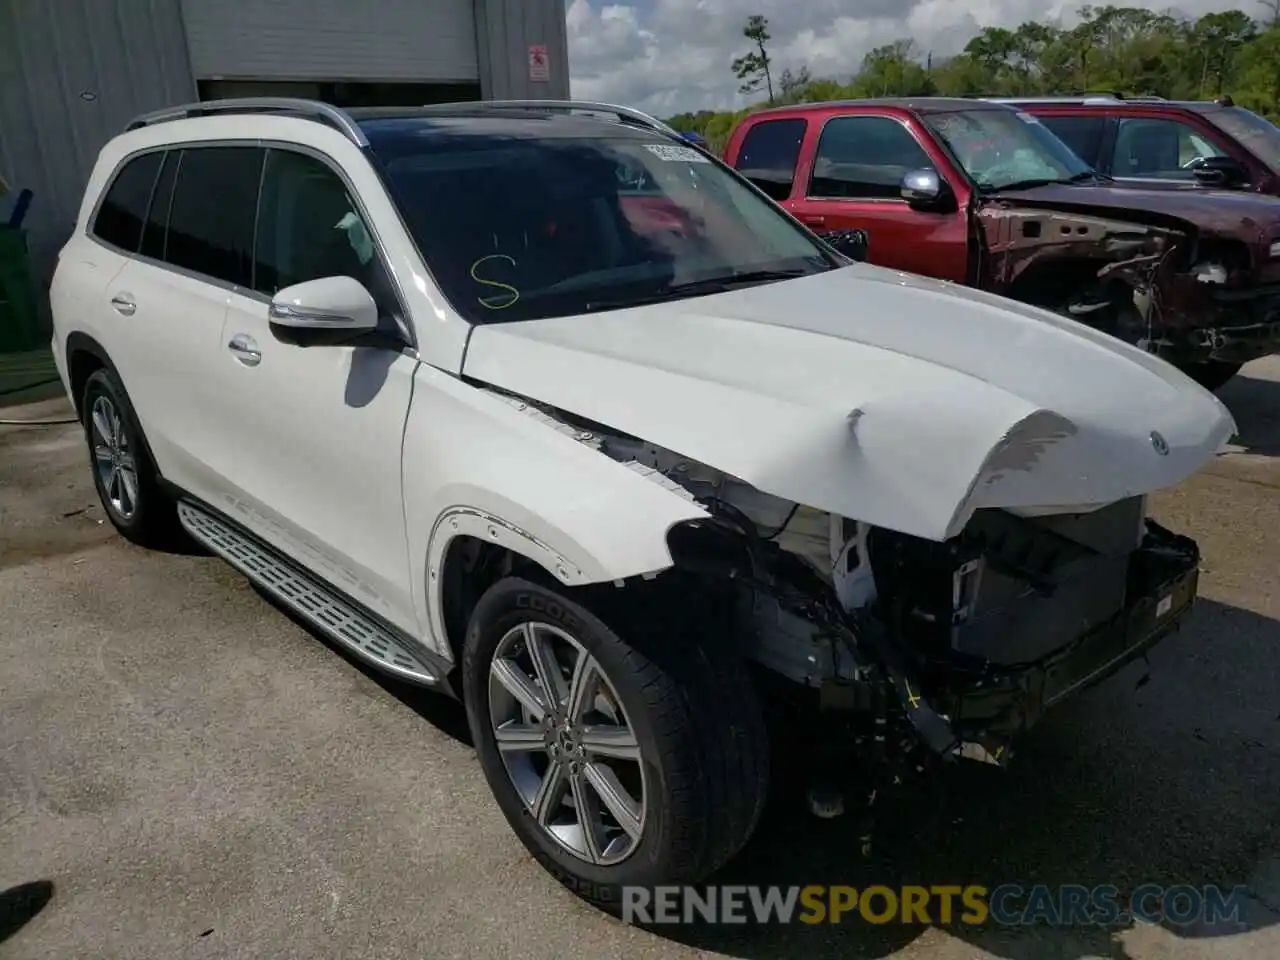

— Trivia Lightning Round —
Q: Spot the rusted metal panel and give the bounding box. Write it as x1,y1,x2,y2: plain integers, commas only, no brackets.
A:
0,0,196,311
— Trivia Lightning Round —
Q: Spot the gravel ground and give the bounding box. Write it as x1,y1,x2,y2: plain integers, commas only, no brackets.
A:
1,360,1278,960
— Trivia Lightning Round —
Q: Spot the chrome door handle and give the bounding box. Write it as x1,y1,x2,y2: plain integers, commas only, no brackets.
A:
227,334,262,366
110,293,136,316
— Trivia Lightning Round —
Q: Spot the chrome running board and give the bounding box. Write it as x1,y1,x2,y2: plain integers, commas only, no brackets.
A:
176,500,441,687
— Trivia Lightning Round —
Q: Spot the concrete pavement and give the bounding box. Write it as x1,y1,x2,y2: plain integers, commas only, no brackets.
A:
1,359,1278,960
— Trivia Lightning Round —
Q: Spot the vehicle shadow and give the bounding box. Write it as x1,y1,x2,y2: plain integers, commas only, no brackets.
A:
247,582,473,746
1219,369,1280,456
0,880,55,944
651,597,1280,960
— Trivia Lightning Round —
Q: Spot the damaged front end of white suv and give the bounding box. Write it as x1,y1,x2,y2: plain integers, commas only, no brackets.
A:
460,264,1237,832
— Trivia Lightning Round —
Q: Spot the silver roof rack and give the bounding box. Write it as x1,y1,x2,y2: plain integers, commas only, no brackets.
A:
124,97,369,146
421,99,683,138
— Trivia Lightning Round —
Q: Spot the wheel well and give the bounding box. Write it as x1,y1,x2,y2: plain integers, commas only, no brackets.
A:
67,345,106,417
438,536,544,664
1008,258,1120,310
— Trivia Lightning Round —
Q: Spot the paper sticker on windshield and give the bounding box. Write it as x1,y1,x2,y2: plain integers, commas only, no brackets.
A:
643,144,710,163
1016,111,1044,125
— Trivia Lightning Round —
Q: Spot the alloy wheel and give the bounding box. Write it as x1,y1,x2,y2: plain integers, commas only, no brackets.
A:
90,394,138,521
487,621,647,866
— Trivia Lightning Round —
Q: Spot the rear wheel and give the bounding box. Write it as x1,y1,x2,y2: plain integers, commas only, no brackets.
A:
461,575,769,913
81,367,178,547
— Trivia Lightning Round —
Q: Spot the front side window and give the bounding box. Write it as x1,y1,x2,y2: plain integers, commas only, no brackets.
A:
369,127,836,325
807,116,935,200
733,118,808,201
1111,117,1228,180
165,146,263,287
923,108,1093,192
91,152,163,252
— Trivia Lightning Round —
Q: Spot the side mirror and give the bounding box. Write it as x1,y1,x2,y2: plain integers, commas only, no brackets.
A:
901,168,944,206
1191,156,1248,187
268,276,379,346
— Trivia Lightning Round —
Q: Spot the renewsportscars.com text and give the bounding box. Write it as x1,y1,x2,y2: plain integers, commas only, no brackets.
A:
621,883,1251,927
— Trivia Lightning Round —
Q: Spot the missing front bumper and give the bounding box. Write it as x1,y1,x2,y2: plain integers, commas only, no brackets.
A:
936,520,1200,763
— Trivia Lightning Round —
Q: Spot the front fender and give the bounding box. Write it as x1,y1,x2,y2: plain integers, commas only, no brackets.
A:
402,364,707,660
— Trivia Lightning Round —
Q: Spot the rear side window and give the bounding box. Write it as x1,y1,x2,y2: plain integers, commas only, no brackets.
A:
808,116,933,200
140,151,178,261
1037,115,1106,165
91,152,163,251
733,118,807,201
165,146,264,287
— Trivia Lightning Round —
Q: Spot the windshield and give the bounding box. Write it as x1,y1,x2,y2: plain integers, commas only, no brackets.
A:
370,127,836,324
922,108,1095,192
1203,106,1280,173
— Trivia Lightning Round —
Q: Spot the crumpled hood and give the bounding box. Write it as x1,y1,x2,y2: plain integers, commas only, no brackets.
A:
987,182,1280,239
462,263,1237,542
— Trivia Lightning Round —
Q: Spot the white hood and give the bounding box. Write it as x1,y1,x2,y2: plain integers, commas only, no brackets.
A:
462,263,1237,542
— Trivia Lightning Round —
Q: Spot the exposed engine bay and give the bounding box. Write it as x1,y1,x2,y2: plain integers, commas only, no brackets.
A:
487,386,1202,782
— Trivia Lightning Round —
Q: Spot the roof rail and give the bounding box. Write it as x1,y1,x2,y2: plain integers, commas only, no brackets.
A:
124,97,369,147
421,99,683,138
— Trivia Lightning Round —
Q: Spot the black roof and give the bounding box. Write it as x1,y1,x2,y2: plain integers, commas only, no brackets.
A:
348,104,674,142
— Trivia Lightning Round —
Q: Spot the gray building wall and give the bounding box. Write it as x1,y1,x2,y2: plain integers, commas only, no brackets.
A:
0,0,196,304
475,0,571,100
0,0,570,329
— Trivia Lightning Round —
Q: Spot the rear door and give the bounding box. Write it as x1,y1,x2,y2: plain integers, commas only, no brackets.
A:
93,146,252,506
789,114,970,282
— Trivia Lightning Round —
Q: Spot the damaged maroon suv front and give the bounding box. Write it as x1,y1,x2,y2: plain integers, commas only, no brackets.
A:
724,98,1280,389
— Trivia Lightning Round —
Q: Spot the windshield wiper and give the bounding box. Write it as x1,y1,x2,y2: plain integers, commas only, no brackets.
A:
1068,169,1112,184
581,268,813,313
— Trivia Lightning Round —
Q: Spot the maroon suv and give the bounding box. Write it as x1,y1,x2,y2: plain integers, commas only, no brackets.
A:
723,97,1280,389
1004,94,1280,196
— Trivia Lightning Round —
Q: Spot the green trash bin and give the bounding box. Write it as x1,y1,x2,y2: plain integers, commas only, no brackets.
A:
0,226,41,354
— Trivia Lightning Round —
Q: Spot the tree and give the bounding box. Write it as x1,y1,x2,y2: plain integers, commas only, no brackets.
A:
732,15,775,103
777,66,813,102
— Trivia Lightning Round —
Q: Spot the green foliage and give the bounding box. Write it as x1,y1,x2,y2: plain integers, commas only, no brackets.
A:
668,7,1280,155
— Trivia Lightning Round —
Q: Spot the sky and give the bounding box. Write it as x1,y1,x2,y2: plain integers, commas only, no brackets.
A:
564,0,1262,115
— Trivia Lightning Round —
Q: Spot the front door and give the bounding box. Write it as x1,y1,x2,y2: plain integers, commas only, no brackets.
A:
186,144,421,633
789,114,971,283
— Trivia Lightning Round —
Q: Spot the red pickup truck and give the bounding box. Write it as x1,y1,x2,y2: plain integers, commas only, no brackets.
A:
722,97,1280,389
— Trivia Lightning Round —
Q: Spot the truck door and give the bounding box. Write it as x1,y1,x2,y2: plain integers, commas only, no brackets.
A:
788,114,970,283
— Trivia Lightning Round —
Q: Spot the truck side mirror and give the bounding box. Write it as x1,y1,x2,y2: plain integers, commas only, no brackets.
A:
900,168,953,210
1191,156,1248,188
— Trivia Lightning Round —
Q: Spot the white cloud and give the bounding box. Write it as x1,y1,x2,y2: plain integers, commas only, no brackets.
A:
565,0,1258,115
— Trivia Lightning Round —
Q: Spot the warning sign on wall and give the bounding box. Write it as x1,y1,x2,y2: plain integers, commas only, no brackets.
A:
528,44,550,82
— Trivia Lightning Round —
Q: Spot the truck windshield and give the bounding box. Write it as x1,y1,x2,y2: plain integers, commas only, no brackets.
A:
1203,106,1280,173
367,123,837,324
923,108,1095,192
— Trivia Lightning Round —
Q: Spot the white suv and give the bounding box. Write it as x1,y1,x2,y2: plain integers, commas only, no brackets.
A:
51,97,1235,909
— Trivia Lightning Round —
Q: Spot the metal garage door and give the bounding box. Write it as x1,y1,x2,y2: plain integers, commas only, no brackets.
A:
180,0,479,83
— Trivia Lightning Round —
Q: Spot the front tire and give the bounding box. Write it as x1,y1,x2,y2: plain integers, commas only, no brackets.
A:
461,575,769,913
81,367,177,547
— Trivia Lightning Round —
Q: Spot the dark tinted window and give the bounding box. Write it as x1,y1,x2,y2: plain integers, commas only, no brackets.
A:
733,118,807,201
1111,117,1227,180
254,150,376,294
367,125,834,325
809,116,933,199
1037,115,1105,165
166,147,263,286
140,151,177,261
91,152,163,251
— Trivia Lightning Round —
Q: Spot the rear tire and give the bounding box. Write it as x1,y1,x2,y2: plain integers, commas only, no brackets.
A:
80,367,178,547
1182,360,1242,392
461,575,769,914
